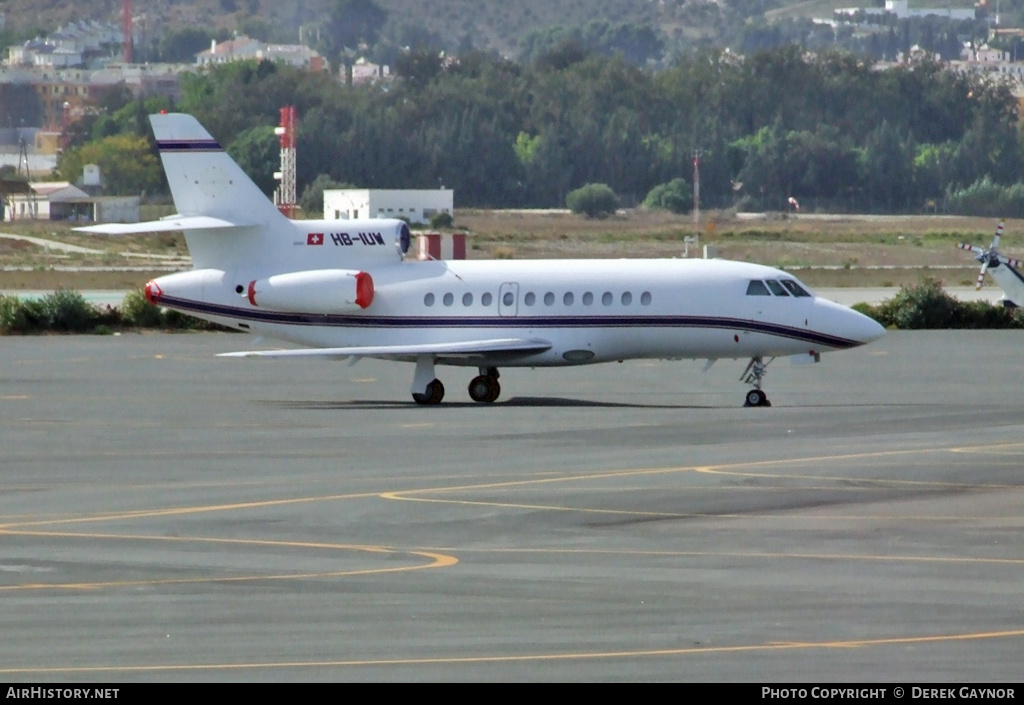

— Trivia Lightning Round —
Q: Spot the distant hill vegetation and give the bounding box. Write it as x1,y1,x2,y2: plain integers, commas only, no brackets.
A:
2,0,989,66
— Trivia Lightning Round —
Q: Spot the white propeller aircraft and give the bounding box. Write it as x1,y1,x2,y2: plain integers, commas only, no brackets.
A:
79,113,885,406
957,221,1024,309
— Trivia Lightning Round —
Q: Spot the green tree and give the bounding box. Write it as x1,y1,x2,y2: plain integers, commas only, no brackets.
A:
227,126,280,196
644,178,692,213
57,134,160,196
300,174,354,215
158,27,219,63
327,0,388,60
566,183,618,218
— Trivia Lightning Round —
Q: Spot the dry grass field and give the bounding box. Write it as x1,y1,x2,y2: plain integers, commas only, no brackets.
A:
2,209,1019,291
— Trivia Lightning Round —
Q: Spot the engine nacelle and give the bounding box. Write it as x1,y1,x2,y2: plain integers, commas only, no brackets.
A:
246,269,374,314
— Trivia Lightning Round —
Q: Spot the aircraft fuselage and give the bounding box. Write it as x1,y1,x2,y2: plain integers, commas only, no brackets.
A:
148,257,878,368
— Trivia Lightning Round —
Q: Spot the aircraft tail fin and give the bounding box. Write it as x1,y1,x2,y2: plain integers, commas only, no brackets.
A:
149,113,288,229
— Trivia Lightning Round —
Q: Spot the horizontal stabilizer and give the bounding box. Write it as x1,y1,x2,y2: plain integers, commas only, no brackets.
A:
219,338,553,361
75,215,258,235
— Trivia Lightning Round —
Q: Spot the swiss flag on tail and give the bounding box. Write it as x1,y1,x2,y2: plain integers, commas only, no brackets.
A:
307,233,324,245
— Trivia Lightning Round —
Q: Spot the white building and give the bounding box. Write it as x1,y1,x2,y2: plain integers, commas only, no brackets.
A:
351,57,390,84
196,37,325,71
323,189,454,225
836,0,975,21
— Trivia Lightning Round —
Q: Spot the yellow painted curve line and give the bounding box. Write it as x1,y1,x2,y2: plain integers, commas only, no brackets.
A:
1,629,1022,675
0,529,457,591
2,441,1020,532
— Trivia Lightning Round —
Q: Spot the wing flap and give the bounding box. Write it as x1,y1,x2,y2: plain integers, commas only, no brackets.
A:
218,338,552,361
75,215,257,235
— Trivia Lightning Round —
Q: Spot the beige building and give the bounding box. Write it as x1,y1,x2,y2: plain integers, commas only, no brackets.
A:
323,189,454,225
4,181,138,223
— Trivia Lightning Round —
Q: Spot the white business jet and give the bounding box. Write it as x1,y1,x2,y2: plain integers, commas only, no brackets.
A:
957,221,1024,309
79,113,884,406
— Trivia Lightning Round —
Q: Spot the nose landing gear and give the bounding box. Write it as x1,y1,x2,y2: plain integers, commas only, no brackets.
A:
411,354,445,404
412,379,445,405
741,356,773,407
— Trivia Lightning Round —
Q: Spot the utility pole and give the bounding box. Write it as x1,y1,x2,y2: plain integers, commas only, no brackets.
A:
123,0,132,63
693,147,701,239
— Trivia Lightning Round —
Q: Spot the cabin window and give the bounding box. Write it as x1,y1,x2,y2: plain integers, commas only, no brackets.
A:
782,280,812,297
641,291,652,305
583,292,594,305
746,280,770,296
602,292,613,306
424,293,435,306
563,292,574,306
503,292,514,306
544,292,555,306
524,292,536,306
765,280,790,296
621,292,632,305
462,292,473,306
481,292,493,306
443,292,454,306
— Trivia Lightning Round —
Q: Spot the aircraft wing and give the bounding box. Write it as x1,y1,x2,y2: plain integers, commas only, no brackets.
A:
218,338,553,361
75,215,258,235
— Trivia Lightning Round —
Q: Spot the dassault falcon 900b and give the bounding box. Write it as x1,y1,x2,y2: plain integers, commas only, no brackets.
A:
79,113,885,406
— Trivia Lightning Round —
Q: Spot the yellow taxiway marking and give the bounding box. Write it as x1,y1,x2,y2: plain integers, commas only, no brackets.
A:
422,546,1024,566
2,441,1021,532
0,529,457,591
0,491,382,530
1,629,1021,675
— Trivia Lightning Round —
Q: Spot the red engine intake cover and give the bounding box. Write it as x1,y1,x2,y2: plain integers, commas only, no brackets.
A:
355,271,374,309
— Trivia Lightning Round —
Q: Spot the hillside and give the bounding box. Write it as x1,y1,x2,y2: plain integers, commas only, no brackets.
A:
0,0,989,64
4,0,661,49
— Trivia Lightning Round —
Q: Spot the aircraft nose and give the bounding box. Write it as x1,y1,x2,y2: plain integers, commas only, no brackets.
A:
848,308,886,344
814,298,885,347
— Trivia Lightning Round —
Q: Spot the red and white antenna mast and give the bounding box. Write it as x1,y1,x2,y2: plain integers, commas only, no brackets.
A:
274,106,297,218
123,0,133,63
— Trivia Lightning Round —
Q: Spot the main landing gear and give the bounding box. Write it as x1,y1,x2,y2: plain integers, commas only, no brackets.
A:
740,356,773,407
410,356,501,405
468,368,500,403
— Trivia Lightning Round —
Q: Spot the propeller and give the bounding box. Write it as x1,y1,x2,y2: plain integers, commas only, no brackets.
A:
957,221,1024,290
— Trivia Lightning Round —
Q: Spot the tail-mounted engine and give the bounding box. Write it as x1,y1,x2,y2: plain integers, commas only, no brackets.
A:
245,269,374,314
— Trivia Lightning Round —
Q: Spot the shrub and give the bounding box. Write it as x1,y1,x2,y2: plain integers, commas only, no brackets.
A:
566,183,618,218
0,294,31,334
429,211,454,229
121,288,164,328
643,178,692,214
946,177,1024,218
857,278,1024,329
36,289,100,332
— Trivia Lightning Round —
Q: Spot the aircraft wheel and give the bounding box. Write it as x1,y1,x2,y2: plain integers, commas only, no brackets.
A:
413,379,445,405
744,389,769,407
468,375,500,403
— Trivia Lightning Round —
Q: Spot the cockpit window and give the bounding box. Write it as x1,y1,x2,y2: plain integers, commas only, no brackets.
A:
746,280,770,296
765,280,790,296
781,280,812,297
